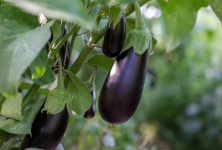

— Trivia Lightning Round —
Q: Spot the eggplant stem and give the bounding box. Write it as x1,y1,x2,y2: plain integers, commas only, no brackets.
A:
133,1,146,30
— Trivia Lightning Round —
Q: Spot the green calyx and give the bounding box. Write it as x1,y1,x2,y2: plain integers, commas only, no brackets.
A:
108,5,123,29
42,54,72,115
123,1,152,55
42,88,71,114
133,1,145,30
123,29,152,55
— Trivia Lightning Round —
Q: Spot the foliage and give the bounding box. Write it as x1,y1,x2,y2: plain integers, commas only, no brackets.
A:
0,0,222,149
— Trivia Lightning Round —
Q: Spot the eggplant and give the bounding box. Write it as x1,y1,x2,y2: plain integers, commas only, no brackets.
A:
84,88,96,119
21,107,69,150
102,14,126,58
99,47,149,124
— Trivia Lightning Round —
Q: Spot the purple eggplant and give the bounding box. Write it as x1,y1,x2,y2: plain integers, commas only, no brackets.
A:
102,14,126,58
21,107,69,150
99,47,149,124
84,88,96,119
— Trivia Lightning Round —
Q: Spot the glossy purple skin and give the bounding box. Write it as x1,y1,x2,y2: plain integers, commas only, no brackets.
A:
84,89,96,119
21,107,69,150
102,14,126,58
99,48,149,124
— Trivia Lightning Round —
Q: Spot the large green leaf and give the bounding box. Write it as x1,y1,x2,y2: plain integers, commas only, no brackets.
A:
87,55,114,72
158,0,208,52
0,5,54,97
5,0,95,29
67,71,92,116
0,93,22,121
0,97,46,134
208,0,222,23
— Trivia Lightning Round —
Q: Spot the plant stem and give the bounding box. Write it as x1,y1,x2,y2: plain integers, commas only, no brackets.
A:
47,24,80,66
125,0,150,16
69,27,106,75
57,54,64,89
19,82,50,95
133,1,145,30
22,83,40,111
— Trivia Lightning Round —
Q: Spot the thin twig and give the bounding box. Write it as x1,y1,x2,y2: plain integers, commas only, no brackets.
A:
89,44,102,49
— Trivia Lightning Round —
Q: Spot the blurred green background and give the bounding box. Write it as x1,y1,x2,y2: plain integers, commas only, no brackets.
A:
62,5,222,150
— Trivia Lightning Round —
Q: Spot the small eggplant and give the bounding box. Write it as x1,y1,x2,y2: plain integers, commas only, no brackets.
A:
99,47,149,124
84,88,96,119
102,14,126,58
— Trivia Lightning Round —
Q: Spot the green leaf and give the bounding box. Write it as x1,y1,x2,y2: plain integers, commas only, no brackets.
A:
109,5,122,29
89,4,101,21
208,0,222,23
0,130,15,146
0,93,22,121
123,29,152,55
0,5,54,97
0,136,22,150
0,138,14,150
51,21,62,45
6,0,95,29
42,88,71,114
84,82,95,92
34,65,55,85
67,71,92,116
30,48,47,79
0,97,46,134
158,0,208,52
87,55,114,72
